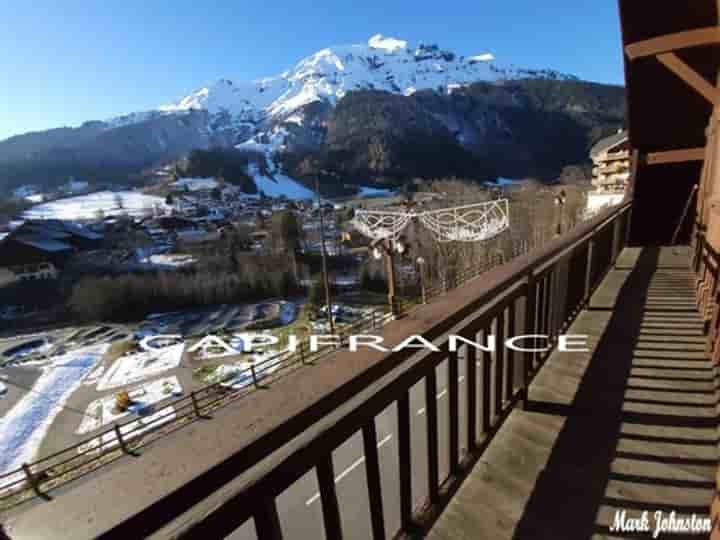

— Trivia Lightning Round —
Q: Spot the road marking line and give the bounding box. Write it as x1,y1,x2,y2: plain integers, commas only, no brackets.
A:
305,435,393,506
417,382,460,416
334,455,366,484
377,434,393,448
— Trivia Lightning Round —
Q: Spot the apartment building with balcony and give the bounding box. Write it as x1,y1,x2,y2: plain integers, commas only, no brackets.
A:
591,129,631,193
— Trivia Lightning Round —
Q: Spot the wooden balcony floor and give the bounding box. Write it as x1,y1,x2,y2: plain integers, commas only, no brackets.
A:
427,246,718,540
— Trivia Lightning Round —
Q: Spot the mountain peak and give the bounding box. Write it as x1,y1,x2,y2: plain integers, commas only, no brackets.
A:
367,34,408,52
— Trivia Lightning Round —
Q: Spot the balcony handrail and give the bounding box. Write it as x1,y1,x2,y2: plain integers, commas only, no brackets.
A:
96,200,632,539
3,199,632,539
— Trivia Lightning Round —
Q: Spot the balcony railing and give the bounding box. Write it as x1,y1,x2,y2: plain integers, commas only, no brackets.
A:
71,200,629,540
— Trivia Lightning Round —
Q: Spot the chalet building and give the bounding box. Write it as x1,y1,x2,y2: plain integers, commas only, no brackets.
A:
0,220,103,269
590,129,630,193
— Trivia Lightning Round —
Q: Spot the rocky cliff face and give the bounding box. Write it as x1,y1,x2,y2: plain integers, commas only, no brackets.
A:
281,79,625,185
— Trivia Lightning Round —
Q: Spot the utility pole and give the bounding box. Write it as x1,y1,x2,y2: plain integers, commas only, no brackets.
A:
316,176,336,335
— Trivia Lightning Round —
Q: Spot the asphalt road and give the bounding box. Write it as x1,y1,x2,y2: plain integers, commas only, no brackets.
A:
228,357,473,540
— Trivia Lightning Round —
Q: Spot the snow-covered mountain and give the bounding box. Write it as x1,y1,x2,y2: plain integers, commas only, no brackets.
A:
112,34,575,133
0,34,618,198
157,35,500,122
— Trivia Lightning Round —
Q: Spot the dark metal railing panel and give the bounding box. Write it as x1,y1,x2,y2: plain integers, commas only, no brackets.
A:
448,351,460,476
317,457,344,540
523,275,537,407
506,301,517,403
480,325,492,435
254,499,284,540
397,392,413,532
494,310,505,420
466,343,478,453
362,422,386,540
425,369,440,505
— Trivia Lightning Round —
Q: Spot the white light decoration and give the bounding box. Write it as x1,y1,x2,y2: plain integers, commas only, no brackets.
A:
350,210,414,241
351,199,510,244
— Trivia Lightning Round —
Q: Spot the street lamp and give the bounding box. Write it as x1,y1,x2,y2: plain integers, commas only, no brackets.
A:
554,189,567,237
315,176,335,335
371,237,404,318
416,256,427,304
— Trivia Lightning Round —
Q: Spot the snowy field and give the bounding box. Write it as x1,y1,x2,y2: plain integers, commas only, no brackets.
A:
96,343,185,391
22,191,170,221
172,177,218,191
201,353,284,389
247,163,316,200
77,376,182,435
0,344,108,481
235,130,316,200
78,408,177,454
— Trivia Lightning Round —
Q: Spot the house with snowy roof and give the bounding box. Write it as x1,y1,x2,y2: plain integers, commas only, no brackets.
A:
0,220,104,271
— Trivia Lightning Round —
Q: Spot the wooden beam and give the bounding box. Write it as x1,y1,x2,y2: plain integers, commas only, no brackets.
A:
626,27,720,60
645,147,707,165
657,53,720,105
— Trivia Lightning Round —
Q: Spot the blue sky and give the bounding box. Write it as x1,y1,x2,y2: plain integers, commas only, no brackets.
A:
0,0,624,141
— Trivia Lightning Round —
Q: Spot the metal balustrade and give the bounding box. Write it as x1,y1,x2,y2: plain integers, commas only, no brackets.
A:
148,200,632,540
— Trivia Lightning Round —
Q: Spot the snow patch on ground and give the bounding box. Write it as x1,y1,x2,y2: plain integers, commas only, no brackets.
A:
96,343,185,391
0,344,109,480
358,186,393,198
78,408,178,454
139,254,197,268
201,355,284,389
77,376,182,435
484,177,519,187
83,365,105,387
22,191,170,221
172,177,218,191
586,191,625,217
247,164,316,200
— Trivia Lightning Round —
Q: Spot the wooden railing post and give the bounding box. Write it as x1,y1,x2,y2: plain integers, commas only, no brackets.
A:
114,424,131,455
191,392,211,420
250,364,268,389
21,463,44,499
584,237,596,304
191,392,202,418
612,214,622,266
521,274,536,410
